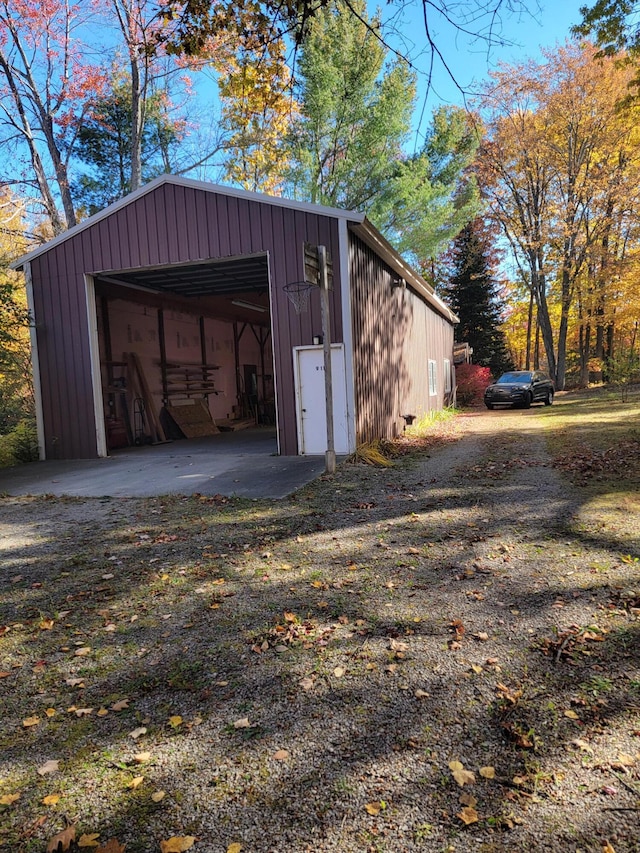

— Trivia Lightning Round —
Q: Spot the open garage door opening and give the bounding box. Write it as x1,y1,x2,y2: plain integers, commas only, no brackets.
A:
91,252,276,455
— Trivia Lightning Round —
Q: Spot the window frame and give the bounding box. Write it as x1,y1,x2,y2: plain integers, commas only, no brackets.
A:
428,359,437,396
444,358,451,394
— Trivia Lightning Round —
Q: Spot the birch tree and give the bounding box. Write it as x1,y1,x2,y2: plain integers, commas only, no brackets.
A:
0,0,107,232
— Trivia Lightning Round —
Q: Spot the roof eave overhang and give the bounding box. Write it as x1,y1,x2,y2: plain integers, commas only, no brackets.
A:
348,219,459,325
11,175,367,271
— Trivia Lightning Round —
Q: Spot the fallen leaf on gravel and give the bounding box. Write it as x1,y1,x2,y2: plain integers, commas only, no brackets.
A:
233,717,251,729
0,671,11,678
40,619,55,630
151,791,166,802
475,632,489,641
45,708,56,718
389,639,408,652
74,647,91,657
42,794,61,805
66,678,84,687
78,833,101,847
47,825,75,852
457,806,479,825
126,776,144,789
502,722,534,748
97,708,108,717
134,752,151,763
111,699,129,711
38,760,59,775
365,801,385,815
459,793,477,807
75,708,94,717
571,738,593,752
129,727,147,740
227,845,242,853
385,664,398,674
299,677,314,691
614,753,635,767
169,715,183,728
603,844,616,853
415,689,429,698
0,793,20,805
160,837,196,853
23,715,40,727
470,664,483,674
479,766,495,779
449,760,475,787
273,750,290,761
333,667,345,678
564,710,580,720
496,682,522,705
95,841,126,853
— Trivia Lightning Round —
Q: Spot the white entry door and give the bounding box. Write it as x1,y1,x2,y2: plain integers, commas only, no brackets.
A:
293,345,350,455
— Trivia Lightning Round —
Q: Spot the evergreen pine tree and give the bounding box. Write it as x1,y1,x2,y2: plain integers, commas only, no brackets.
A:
446,219,512,375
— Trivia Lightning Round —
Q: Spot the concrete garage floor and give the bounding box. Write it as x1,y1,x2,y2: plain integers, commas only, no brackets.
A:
0,428,328,500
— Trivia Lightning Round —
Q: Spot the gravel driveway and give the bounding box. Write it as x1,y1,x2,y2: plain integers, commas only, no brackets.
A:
1,404,639,853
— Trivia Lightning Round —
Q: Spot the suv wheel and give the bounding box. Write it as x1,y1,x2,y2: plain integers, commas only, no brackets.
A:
522,393,532,409
545,390,554,406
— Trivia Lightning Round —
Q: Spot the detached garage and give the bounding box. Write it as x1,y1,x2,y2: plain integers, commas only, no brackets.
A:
12,175,457,460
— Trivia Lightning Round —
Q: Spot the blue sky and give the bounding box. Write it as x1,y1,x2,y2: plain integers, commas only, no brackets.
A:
378,0,589,143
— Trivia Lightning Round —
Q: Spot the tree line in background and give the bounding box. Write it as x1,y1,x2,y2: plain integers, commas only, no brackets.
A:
1,0,639,457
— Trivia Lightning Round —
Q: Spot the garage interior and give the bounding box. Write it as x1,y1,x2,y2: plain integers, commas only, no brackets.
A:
93,252,276,453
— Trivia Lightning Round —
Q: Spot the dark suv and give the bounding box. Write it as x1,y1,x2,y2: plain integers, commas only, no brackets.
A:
484,370,554,409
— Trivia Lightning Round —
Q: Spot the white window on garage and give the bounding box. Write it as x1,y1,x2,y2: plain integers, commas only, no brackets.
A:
444,358,451,393
428,359,437,396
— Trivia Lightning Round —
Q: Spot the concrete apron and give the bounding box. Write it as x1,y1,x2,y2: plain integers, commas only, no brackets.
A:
0,429,328,500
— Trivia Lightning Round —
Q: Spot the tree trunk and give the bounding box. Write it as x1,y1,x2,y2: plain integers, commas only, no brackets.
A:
530,256,557,381
0,52,65,234
555,240,575,391
606,323,615,372
579,323,591,387
42,113,77,229
525,289,533,370
130,55,143,192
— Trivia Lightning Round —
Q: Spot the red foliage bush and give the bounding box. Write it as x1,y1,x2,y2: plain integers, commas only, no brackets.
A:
455,363,492,406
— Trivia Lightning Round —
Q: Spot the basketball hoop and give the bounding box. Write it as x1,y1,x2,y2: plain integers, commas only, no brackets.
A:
283,281,313,314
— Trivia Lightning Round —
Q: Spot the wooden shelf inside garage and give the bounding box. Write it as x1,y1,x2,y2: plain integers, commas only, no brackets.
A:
162,361,220,400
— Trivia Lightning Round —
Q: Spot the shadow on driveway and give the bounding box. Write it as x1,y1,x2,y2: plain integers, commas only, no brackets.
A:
0,428,328,499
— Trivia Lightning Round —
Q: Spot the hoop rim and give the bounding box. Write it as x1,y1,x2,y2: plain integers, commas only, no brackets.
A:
283,281,314,292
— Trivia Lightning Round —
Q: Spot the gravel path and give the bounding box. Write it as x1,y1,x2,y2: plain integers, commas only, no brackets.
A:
1,405,639,853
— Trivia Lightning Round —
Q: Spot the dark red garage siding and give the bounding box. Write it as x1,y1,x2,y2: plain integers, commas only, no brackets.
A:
349,232,455,443
28,181,344,458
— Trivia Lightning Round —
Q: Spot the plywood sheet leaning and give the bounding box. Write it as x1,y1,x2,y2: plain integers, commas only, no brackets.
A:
165,400,220,438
